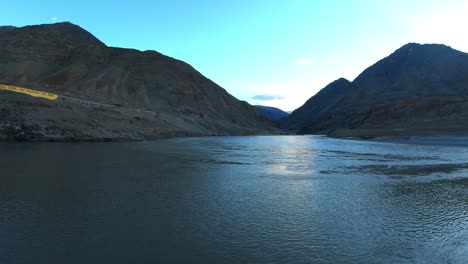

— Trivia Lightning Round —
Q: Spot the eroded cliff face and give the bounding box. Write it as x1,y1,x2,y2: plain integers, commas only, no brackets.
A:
281,43,468,137
0,22,274,141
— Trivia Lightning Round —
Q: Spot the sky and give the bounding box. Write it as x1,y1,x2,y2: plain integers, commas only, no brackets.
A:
3,0,468,111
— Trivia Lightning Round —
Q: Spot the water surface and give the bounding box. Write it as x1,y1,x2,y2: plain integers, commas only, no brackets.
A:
1,136,467,263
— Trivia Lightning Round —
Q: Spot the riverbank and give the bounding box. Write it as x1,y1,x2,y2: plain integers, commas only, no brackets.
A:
0,91,278,142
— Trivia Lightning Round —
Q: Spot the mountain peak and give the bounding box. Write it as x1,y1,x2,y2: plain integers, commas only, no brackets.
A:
392,42,457,57
399,42,422,49
332,77,351,85
10,22,106,47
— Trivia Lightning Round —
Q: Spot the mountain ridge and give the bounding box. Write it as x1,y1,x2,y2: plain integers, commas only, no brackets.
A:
281,43,468,137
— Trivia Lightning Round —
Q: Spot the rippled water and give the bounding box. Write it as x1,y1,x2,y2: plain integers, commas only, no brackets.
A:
0,136,467,264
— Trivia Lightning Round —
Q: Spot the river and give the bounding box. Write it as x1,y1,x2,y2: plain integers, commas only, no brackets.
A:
0,136,467,263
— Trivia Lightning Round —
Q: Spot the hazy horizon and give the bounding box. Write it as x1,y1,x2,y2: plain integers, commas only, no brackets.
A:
3,0,468,111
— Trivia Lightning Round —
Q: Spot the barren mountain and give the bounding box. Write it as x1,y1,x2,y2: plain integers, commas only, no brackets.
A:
0,22,274,141
280,78,355,131
281,43,468,137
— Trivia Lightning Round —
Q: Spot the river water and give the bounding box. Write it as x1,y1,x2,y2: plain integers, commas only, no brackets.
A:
0,136,467,264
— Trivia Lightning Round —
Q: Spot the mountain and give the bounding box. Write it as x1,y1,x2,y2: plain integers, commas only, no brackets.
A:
281,43,468,137
254,105,289,122
280,78,354,131
0,22,274,141
0,26,16,33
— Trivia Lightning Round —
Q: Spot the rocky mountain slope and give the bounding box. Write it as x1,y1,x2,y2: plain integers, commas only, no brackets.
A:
281,43,468,137
0,26,16,34
280,78,354,131
0,22,274,141
254,105,289,122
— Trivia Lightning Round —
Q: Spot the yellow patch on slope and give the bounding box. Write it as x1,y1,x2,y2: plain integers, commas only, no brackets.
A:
0,84,59,100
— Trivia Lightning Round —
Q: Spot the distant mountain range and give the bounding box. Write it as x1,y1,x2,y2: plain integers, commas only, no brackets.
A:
0,22,274,141
254,105,289,122
281,43,468,137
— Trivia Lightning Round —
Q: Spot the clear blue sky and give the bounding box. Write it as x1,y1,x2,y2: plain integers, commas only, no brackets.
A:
3,0,468,111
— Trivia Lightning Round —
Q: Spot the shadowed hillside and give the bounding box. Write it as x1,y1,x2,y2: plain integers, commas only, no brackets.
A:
254,105,289,122
281,43,468,137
